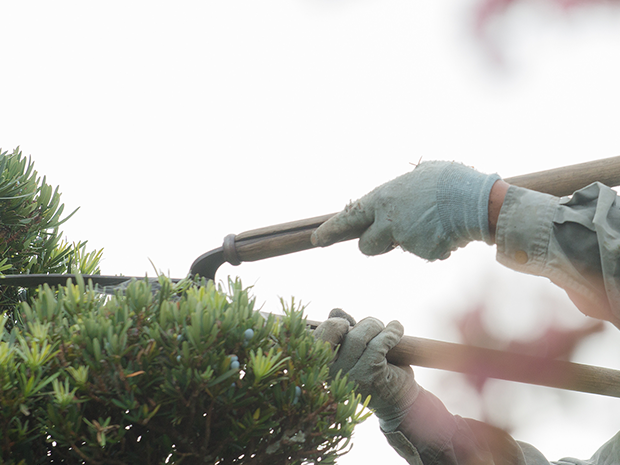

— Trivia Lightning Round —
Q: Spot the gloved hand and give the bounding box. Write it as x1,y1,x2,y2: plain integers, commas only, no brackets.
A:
311,161,501,261
315,309,420,432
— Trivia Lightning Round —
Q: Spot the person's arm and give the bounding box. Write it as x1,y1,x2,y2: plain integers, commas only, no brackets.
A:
313,165,620,464
483,175,619,323
313,161,620,324
494,182,620,325
384,387,543,465
314,310,549,465
315,310,620,465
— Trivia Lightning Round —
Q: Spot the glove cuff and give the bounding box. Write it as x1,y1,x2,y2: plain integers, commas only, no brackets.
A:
376,381,421,432
437,163,501,249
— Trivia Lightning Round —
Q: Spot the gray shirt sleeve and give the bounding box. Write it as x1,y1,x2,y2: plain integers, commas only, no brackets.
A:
495,182,620,326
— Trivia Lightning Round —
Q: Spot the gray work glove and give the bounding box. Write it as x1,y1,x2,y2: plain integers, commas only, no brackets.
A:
315,309,420,432
311,161,501,261
313,308,357,348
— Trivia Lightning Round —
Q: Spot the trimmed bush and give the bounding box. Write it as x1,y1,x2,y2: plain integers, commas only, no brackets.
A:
1,276,369,464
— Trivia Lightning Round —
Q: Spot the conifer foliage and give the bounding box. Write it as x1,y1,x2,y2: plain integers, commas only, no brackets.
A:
3,276,368,464
0,147,103,326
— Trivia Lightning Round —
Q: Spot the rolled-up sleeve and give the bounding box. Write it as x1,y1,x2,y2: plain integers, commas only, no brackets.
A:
495,182,620,324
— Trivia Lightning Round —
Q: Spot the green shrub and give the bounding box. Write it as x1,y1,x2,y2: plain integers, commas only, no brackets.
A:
0,147,103,325
1,276,369,464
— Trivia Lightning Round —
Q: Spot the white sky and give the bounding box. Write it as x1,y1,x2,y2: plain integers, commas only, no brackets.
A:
2,1,620,462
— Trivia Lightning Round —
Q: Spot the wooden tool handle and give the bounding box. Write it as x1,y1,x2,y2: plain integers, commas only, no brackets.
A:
228,156,620,264
503,156,620,197
388,335,620,398
301,317,620,397
306,320,620,397
231,213,336,262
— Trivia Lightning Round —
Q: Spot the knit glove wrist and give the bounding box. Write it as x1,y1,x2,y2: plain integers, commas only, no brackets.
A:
312,161,500,261
436,162,500,248
314,309,420,432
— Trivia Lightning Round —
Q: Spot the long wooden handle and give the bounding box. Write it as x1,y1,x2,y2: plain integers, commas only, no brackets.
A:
301,318,620,398
504,156,620,197
389,335,620,398
230,156,620,264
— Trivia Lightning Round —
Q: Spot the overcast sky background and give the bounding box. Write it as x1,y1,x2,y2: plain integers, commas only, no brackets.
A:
2,1,620,462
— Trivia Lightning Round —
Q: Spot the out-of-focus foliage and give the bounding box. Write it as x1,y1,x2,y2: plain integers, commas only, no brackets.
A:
0,276,370,464
452,301,604,431
475,0,617,31
473,0,620,64
0,147,103,326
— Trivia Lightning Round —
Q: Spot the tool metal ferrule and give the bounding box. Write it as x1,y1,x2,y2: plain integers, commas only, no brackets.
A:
223,234,242,266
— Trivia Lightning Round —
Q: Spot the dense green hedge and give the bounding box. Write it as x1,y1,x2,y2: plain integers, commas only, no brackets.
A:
1,276,368,464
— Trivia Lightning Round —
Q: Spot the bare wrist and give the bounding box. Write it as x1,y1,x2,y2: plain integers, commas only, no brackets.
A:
488,179,510,242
